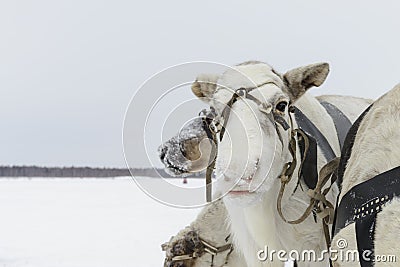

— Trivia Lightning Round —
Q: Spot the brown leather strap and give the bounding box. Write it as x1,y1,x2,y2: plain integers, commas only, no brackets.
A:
323,221,333,267
278,154,338,225
276,131,339,264
203,116,218,202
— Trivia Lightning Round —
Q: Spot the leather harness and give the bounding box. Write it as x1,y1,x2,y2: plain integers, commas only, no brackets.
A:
294,101,352,190
275,102,351,267
333,104,400,267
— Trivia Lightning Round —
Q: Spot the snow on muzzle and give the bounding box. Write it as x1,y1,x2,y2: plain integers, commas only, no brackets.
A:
123,61,231,207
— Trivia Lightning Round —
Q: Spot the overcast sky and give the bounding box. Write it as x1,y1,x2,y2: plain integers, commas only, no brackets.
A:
1,1,399,168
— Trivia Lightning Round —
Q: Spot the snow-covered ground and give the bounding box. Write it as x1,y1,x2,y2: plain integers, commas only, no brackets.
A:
0,177,202,267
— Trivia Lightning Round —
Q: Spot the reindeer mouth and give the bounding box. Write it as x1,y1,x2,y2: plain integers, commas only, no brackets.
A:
159,143,190,177
227,159,260,195
164,158,189,176
227,177,261,198
229,190,255,196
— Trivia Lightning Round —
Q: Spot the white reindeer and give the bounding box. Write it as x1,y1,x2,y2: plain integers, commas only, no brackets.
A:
160,92,371,267
187,61,370,267
331,84,400,267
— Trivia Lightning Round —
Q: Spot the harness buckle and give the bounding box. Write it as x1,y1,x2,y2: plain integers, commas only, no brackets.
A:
235,87,247,97
280,174,290,183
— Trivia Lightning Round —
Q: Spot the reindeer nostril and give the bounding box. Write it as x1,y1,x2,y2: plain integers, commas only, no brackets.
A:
159,146,167,161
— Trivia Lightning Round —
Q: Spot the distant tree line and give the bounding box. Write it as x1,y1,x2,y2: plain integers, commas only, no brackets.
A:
0,166,204,178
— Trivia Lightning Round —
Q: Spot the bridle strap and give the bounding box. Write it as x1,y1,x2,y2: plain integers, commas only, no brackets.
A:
219,91,240,142
219,81,278,142
201,110,218,203
277,143,339,224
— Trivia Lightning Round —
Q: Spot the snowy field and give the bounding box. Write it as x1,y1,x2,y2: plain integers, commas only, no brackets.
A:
0,177,202,267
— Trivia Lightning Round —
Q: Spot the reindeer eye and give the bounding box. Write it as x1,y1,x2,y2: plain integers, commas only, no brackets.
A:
275,101,288,112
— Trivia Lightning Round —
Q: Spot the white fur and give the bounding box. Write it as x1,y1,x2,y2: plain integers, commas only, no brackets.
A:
332,84,400,267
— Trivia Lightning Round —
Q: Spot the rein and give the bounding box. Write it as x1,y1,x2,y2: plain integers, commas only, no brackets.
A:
201,108,218,202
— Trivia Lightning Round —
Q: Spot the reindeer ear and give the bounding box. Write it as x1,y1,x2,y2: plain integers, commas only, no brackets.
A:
283,63,329,101
191,74,219,102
